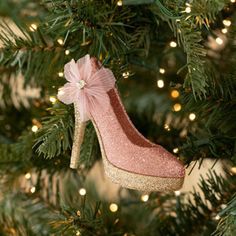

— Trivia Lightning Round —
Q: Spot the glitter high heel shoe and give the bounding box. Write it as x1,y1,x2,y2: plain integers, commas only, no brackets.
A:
57,55,185,192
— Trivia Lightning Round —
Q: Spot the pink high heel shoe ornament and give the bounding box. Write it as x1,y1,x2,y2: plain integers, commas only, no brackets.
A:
57,55,185,192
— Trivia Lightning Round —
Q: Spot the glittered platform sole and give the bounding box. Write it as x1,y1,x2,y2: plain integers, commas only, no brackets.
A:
93,120,184,192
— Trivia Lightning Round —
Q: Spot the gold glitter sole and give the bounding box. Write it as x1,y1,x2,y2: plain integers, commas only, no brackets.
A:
93,120,184,192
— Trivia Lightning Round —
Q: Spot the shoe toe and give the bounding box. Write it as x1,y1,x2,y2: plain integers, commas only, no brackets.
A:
155,146,185,178
136,146,185,179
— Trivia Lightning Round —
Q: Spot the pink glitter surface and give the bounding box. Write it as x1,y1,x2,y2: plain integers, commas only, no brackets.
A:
91,88,185,178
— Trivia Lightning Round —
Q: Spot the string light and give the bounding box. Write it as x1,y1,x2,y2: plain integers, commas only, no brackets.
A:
214,215,220,220
77,210,81,217
157,80,164,88
159,68,165,74
175,191,181,196
114,218,119,224
31,125,39,133
171,90,180,98
141,194,149,202
122,72,130,78
117,0,123,6
29,23,38,32
164,124,171,131
173,103,182,112
49,96,57,104
221,28,228,34
170,41,177,48
173,148,179,154
109,203,118,212
58,72,64,77
230,0,235,3
30,186,36,193
222,19,231,27
221,204,227,209
230,167,236,174
215,37,223,45
76,231,81,236
185,6,191,13
25,173,31,180
79,188,86,196
65,50,70,55
189,113,196,121
57,38,64,45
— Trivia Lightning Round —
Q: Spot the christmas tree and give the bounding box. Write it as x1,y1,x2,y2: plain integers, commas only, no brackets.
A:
0,0,236,235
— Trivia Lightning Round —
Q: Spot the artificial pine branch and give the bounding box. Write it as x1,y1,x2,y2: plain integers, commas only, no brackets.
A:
33,103,74,159
214,195,236,235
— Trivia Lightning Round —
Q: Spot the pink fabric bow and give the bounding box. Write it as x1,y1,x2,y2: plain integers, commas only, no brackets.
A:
57,55,116,121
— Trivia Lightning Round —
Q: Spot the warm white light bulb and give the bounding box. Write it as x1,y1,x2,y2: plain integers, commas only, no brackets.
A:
175,190,181,196
117,0,123,6
189,113,196,121
65,50,70,55
157,80,164,88
30,186,36,193
173,148,179,154
170,41,177,48
122,72,130,79
79,188,86,196
230,0,235,3
231,167,236,174
215,37,223,45
49,96,57,104
159,68,165,74
221,28,228,34
58,72,64,77
221,204,227,209
164,124,171,131
29,23,38,32
109,203,118,212
25,173,31,180
171,90,180,98
185,7,191,13
31,125,38,133
57,38,64,45
223,20,231,27
173,103,182,112
141,194,149,202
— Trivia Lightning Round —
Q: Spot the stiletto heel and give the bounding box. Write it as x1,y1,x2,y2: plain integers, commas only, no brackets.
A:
58,55,185,192
70,103,87,169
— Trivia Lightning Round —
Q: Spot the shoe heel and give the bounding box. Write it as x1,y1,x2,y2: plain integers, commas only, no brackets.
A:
70,103,87,169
